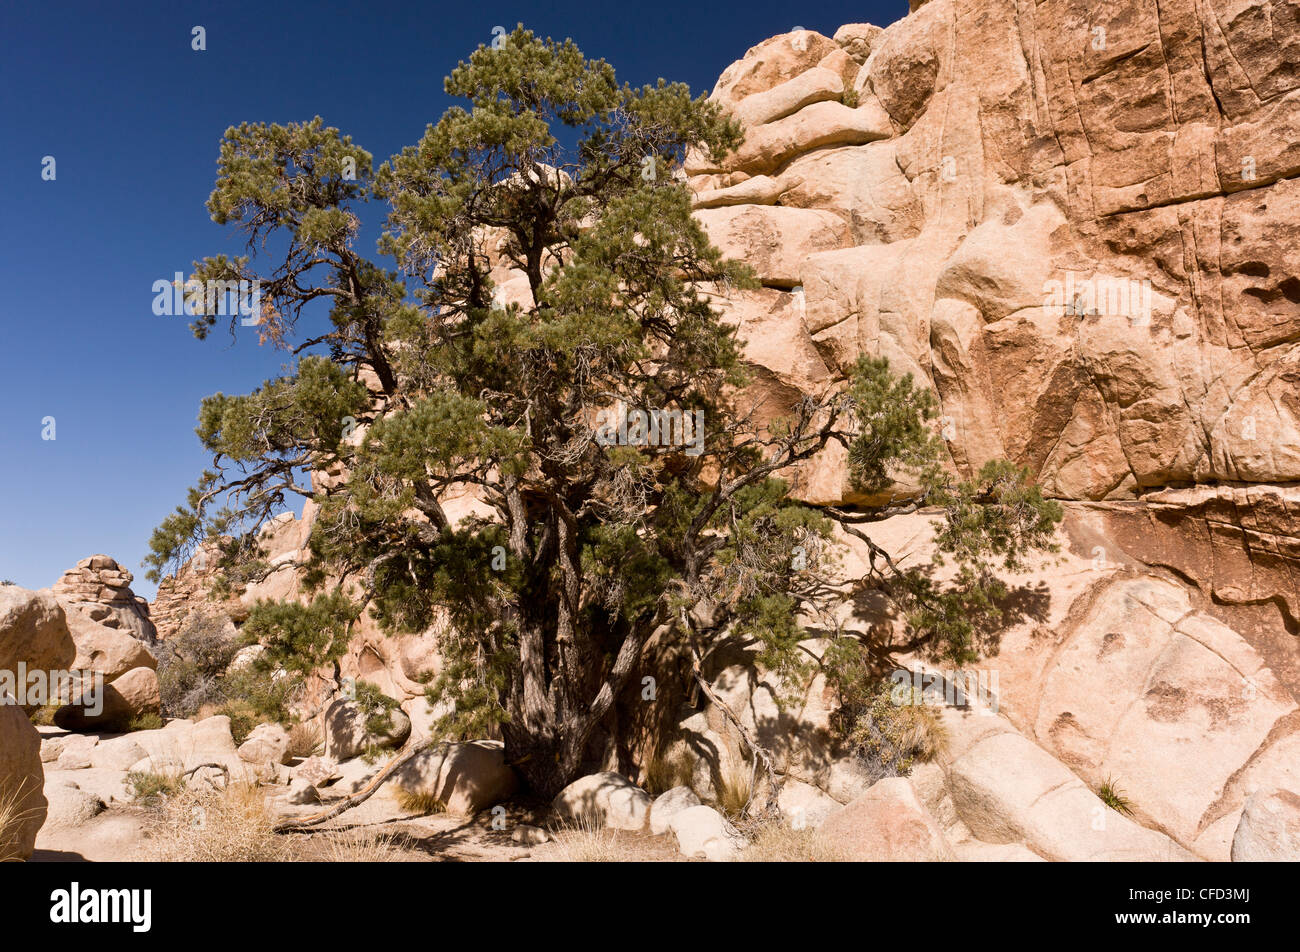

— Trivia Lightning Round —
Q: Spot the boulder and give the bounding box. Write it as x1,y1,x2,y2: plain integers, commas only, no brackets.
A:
777,777,841,829
389,740,517,815
323,696,412,761
1231,789,1300,862
511,824,550,846
727,100,893,176
55,734,98,770
62,607,156,682
88,736,147,772
553,771,651,831
816,777,955,861
129,714,241,773
669,805,747,861
833,23,884,63
53,666,160,733
43,780,106,830
710,30,842,112
0,702,47,860
286,778,320,805
292,755,342,789
238,723,293,767
649,785,701,835
730,66,843,129
940,712,1197,862
0,587,77,712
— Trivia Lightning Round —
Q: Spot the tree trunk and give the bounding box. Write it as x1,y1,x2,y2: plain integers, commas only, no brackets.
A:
502,725,572,800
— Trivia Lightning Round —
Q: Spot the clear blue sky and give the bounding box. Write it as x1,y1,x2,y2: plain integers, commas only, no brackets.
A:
0,0,905,598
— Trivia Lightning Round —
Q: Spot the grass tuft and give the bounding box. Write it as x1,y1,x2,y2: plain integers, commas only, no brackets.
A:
1097,777,1134,816
393,786,446,815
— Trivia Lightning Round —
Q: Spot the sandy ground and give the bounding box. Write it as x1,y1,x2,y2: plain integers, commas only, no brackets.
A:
32,788,689,863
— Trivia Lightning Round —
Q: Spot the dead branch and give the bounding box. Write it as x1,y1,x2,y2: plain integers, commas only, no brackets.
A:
271,737,445,833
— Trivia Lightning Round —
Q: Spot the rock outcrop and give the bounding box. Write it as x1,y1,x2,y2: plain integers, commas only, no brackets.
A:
52,556,156,644
689,3,1300,504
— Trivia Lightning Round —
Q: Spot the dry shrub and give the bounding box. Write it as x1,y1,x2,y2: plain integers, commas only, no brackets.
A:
287,721,322,760
739,820,849,862
142,782,291,862
0,778,41,862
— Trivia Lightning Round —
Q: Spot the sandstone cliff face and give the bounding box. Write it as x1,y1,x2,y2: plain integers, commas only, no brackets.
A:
690,2,1300,504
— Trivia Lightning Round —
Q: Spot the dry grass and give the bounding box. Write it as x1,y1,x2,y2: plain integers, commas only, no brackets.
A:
392,786,446,816
715,760,755,821
0,778,41,863
643,748,695,797
315,829,413,862
550,816,636,862
287,721,323,760
142,782,292,862
739,820,850,862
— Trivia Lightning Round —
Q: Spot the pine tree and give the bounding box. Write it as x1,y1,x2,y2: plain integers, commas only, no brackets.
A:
148,27,1061,799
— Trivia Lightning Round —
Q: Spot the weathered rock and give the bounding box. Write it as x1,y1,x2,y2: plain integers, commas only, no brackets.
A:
695,206,851,287
0,587,77,712
292,754,342,789
43,780,106,830
129,714,242,774
649,785,701,835
833,23,884,63
55,734,98,770
63,606,156,683
553,771,651,831
0,703,47,860
777,777,841,829
389,740,518,815
52,555,156,644
286,778,320,805
511,824,550,846
1232,789,1300,862
690,1,1300,503
53,666,160,733
669,805,747,861
817,778,954,861
940,711,1197,862
323,696,412,761
88,737,148,772
238,723,293,767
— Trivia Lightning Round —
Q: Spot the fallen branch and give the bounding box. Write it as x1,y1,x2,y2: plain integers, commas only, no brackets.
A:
690,660,783,821
272,737,444,833
180,762,230,781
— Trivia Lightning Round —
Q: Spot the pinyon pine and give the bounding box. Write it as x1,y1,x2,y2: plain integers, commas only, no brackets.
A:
148,27,1061,798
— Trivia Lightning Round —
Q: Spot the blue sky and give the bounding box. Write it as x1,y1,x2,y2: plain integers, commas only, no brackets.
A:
0,0,906,598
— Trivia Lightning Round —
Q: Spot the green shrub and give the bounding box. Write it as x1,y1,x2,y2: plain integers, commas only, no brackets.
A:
127,712,165,732
127,770,184,804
